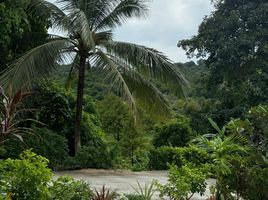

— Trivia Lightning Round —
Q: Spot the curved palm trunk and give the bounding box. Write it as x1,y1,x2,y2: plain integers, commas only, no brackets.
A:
74,54,87,155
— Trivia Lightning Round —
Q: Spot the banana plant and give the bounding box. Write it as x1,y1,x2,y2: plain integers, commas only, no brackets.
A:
192,119,249,200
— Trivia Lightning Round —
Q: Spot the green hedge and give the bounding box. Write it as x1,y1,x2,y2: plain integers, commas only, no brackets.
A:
149,145,211,170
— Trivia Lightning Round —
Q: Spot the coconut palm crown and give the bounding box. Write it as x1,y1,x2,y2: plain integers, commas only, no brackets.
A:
0,0,187,155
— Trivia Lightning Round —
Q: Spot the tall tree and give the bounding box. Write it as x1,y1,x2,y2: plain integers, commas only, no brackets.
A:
178,0,268,119
0,0,187,155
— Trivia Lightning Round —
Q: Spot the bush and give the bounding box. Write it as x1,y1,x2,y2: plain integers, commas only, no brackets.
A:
0,150,94,200
0,127,69,170
49,176,93,200
243,167,268,200
131,150,150,171
157,164,209,200
131,180,156,200
26,127,69,170
0,150,52,200
74,144,112,169
224,164,268,200
149,146,210,170
153,116,194,148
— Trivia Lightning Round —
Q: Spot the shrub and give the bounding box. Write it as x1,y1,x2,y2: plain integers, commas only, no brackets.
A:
224,164,268,200
49,176,93,200
131,150,150,171
149,145,210,170
243,167,268,200
109,143,132,170
1,127,69,170
74,144,112,169
0,150,95,200
0,87,33,144
153,115,194,148
157,164,209,200
25,127,69,169
0,150,52,200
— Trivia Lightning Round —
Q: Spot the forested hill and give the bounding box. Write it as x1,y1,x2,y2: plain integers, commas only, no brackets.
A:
175,61,207,84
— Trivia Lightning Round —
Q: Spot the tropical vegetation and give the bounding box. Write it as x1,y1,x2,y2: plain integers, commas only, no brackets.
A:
0,0,267,199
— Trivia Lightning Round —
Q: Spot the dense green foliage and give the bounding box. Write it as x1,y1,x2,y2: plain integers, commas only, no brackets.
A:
0,0,186,156
149,146,210,170
1,127,69,170
0,0,48,69
157,164,209,200
0,83,112,169
98,94,150,170
179,0,268,124
0,0,267,199
152,115,194,147
0,150,52,199
0,150,94,200
49,176,93,200
159,109,268,200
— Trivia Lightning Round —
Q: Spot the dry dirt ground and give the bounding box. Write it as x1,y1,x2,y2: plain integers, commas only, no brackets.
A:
54,169,215,200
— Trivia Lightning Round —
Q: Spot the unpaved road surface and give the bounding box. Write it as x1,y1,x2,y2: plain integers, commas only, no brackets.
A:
54,169,215,200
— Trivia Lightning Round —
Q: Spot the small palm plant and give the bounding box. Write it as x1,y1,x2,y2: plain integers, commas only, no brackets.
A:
0,0,187,155
131,180,157,200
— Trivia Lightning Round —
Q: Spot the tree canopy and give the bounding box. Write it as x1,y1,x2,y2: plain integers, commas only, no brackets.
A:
0,0,48,70
178,0,268,121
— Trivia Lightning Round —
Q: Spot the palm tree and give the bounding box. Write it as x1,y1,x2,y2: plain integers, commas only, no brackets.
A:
0,0,187,155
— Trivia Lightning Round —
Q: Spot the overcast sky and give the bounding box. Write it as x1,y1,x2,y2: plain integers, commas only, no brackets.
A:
48,0,214,63
114,0,214,62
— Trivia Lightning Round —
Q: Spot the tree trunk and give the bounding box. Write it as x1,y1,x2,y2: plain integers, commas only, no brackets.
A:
74,54,87,155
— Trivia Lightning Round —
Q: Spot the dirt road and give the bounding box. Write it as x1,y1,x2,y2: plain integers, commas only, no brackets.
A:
54,169,215,199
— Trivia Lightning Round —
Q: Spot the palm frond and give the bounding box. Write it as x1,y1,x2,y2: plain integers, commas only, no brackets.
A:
29,0,70,32
92,50,137,115
191,135,213,151
85,0,113,27
68,9,95,50
105,41,188,97
93,30,113,45
57,0,79,10
0,36,72,93
109,55,170,115
93,0,149,31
